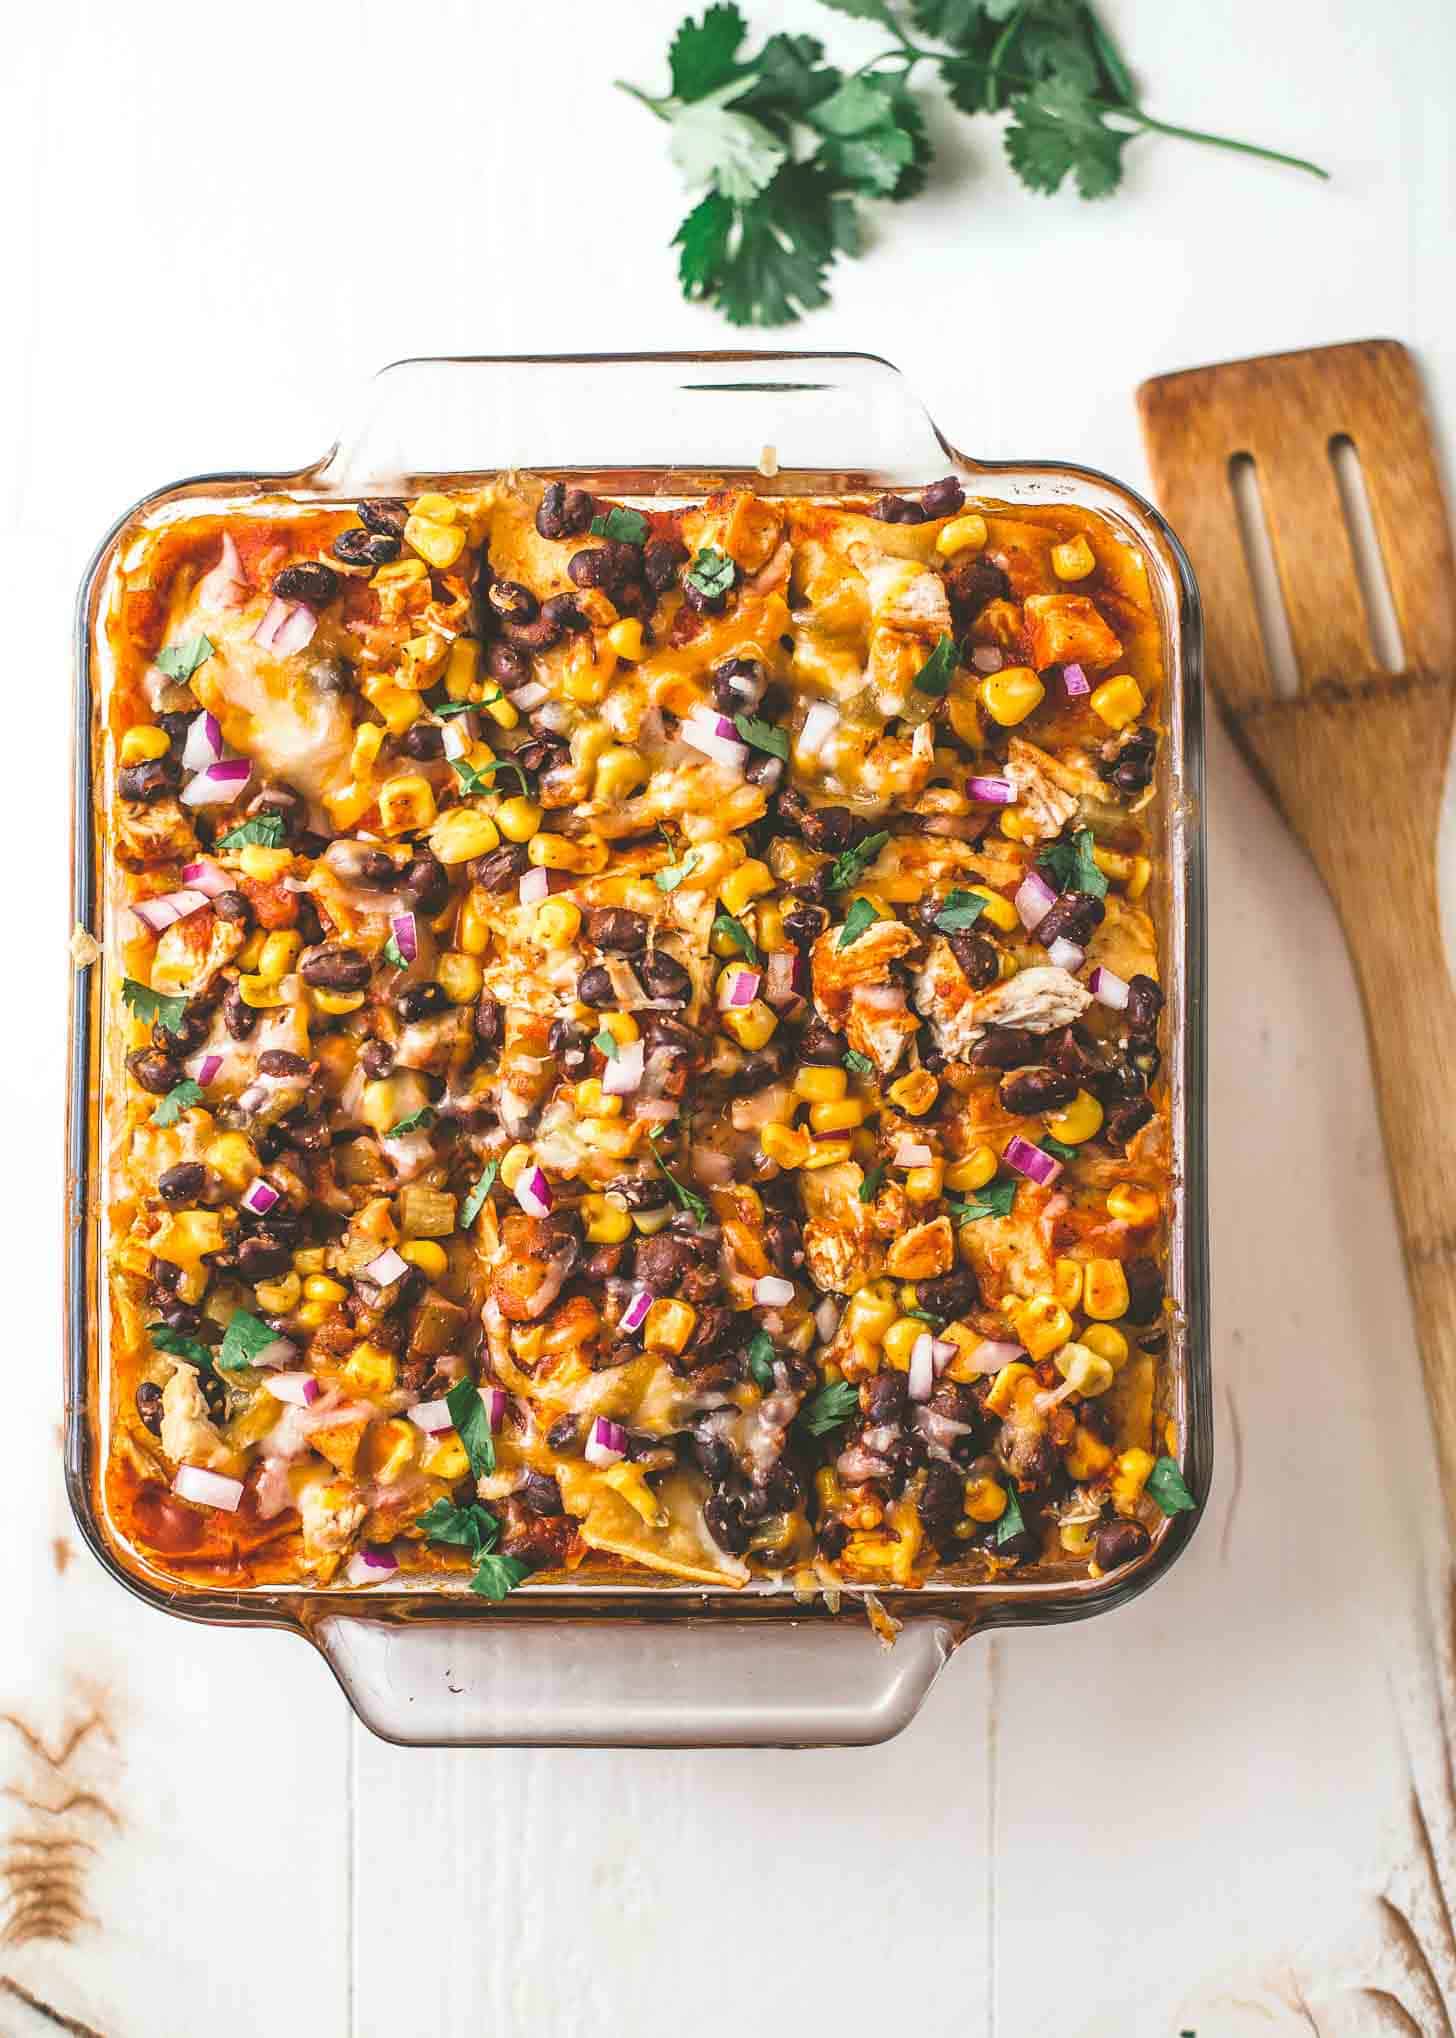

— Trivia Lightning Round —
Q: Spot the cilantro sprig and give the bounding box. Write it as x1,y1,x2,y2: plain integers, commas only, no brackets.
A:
686,545,738,600
122,978,189,1037
149,1322,215,1371
745,1329,777,1390
218,1307,281,1374
154,635,214,682
843,1049,875,1078
445,1378,496,1480
385,1106,438,1140
460,1162,498,1231
712,909,761,967
217,814,286,851
948,1175,1017,1223
416,1496,530,1600
933,888,987,934
655,846,703,893
798,1378,860,1437
1037,825,1108,898
452,756,530,801
590,506,651,545
647,1127,712,1225
837,897,881,949
733,712,788,761
914,635,958,696
1146,1455,1197,1517
621,3,1325,326
993,1480,1027,1548
827,830,888,891
151,1079,204,1127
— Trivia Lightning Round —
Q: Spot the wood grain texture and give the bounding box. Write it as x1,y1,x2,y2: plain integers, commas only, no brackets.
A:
1139,340,1456,1537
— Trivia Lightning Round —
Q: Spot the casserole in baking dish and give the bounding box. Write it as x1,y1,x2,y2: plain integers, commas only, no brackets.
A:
67,354,1208,1745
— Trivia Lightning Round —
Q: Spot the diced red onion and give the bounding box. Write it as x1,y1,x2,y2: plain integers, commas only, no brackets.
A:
1046,937,1085,972
931,1336,957,1374
585,1416,628,1467
619,1288,652,1336
264,1372,321,1406
131,887,211,933
515,1165,553,1218
364,1246,410,1288
408,1398,454,1433
1003,1134,1061,1187
908,1335,936,1403
441,718,472,762
536,700,572,734
602,1039,645,1095
754,1274,795,1307
972,646,1004,674
241,1178,280,1216
173,1464,243,1512
345,1544,399,1586
252,1337,298,1370
1015,868,1058,931
970,1338,1025,1373
253,597,317,656
719,967,761,1010
1088,965,1130,1010
181,711,224,772
518,867,551,905
390,912,418,964
681,712,748,773
1062,662,1091,697
181,858,231,898
814,1296,841,1343
967,775,1016,805
691,1146,734,1186
484,1388,508,1432
192,1053,223,1086
893,1137,933,1169
635,1097,679,1124
181,758,252,807
510,680,549,711
797,701,839,758
752,757,783,790
197,531,245,610
764,950,809,1009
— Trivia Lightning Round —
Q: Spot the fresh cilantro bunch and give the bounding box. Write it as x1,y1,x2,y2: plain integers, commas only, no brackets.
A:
622,0,1325,326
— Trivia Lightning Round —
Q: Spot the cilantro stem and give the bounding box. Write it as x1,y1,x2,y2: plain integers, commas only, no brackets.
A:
1120,112,1329,180
983,13,1022,113
616,80,672,120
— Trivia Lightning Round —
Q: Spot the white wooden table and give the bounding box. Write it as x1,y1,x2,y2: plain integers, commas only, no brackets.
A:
4,1,1455,2030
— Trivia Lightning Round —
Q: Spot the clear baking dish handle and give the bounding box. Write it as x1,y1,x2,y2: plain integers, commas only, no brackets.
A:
311,1613,962,1748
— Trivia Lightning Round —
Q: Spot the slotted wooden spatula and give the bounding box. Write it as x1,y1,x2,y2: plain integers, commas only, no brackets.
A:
1138,339,1456,1532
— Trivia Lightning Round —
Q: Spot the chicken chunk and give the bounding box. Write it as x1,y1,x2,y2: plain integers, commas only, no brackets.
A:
1023,594,1123,673
149,908,245,997
299,1478,368,1567
913,945,1091,1061
1004,737,1080,843
158,1362,229,1470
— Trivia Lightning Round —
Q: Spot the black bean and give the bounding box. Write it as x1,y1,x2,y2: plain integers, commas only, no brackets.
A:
127,1048,181,1095
499,612,563,653
762,1215,803,1272
585,907,648,954
308,654,354,695
1124,974,1164,1041
158,1161,208,1203
535,483,595,541
634,1234,709,1292
606,1173,668,1213
644,536,687,593
734,1045,791,1093
1104,1096,1155,1152
330,843,399,887
300,945,372,993
118,759,178,803
637,950,690,1003
134,1380,165,1435
783,904,827,949
1094,1520,1151,1571
704,1492,750,1556
1036,891,1105,950
945,554,1011,628
969,1027,1042,1071
921,476,965,519
358,499,409,537
398,853,450,914
548,1016,590,1070
360,1039,393,1079
1123,1256,1164,1322
284,1115,329,1154
576,965,617,1009
1079,1397,1116,1443
397,982,447,1022
865,1371,907,1425
272,561,340,608
257,1049,309,1077
997,1425,1057,1492
683,576,729,618
149,1260,182,1295
487,580,538,625
540,592,590,635
817,1519,850,1561
949,929,1000,989
799,1016,844,1066
992,1518,1042,1563
401,722,444,761
797,804,857,854
157,711,192,754
333,526,401,567
518,1470,563,1516
919,1460,964,1541
211,889,254,928
470,843,530,893
546,1413,581,1452
236,1232,293,1282
222,983,258,1040
871,494,927,524
917,1267,979,1319
638,1012,696,1057
487,641,532,690
711,657,766,715
999,1066,1078,1115
475,995,504,1054
568,542,638,592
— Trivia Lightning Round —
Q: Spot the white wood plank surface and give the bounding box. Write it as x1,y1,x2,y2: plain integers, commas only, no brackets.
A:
3,1,1455,2032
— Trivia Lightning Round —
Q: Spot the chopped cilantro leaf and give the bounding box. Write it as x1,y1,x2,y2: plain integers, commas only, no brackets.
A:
933,888,987,934
149,1322,214,1370
385,1106,437,1140
151,1079,204,1127
593,1029,620,1060
417,1497,500,1559
1037,826,1108,898
857,1162,886,1203
668,3,749,102
470,1552,532,1600
843,1049,875,1077
430,697,480,719
799,1378,860,1437
460,1162,498,1230
993,1482,1026,1547
1041,1134,1078,1164
218,1307,280,1374
1146,1456,1197,1516
686,545,738,599
733,712,788,760
647,1129,712,1224
905,1307,942,1327
914,634,958,696
828,830,888,890
589,507,650,546
837,897,881,948
154,635,214,682
746,1329,777,1390
655,847,703,892
948,1176,1018,1223
381,934,408,970
121,977,189,1037
445,1379,496,1480
712,910,760,966
217,814,286,851
452,756,531,801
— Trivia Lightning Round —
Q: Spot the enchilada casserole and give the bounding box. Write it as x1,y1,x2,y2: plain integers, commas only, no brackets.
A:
97,473,1179,1600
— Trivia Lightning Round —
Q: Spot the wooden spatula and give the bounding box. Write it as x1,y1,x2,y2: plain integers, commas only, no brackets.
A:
1138,339,1456,1533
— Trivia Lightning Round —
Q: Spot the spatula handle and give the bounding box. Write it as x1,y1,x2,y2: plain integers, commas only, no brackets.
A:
1337,856,1456,1533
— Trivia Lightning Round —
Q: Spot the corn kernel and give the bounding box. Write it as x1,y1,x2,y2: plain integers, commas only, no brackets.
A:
377,774,438,837
411,492,458,523
1046,1089,1103,1145
795,1066,847,1105
809,1097,867,1134
499,1143,533,1192
482,689,519,731
802,1137,853,1169
1050,533,1096,581
351,721,386,777
495,797,542,843
311,986,366,1019
234,845,294,884
946,1145,998,1193
455,887,492,956
1089,675,1145,729
436,951,483,1004
429,807,500,865
292,1248,327,1277
1125,855,1152,901
404,513,466,570
593,746,648,802
632,1205,673,1236
254,1272,301,1314
399,1240,448,1281
846,1279,897,1344
120,724,171,766
761,1124,811,1170
444,636,479,700
967,885,1019,933
947,689,982,749
304,1275,348,1305
887,1069,938,1116
998,807,1042,845
1108,1182,1159,1227
985,1360,1034,1418
597,1011,639,1048
1056,1342,1115,1398
237,973,288,1009
1016,1295,1074,1360
1084,1258,1131,1321
719,859,775,917
882,1317,924,1370
1053,1258,1084,1310
905,1162,945,1202
422,1433,469,1480
721,1000,778,1051
937,512,988,558
255,930,301,984
1066,1426,1114,1482
1081,1323,1130,1371
528,833,588,872
292,1302,329,1332
965,1475,1008,1524
536,897,582,949
606,617,645,661
580,1194,632,1246
1112,1448,1155,1514
360,675,420,737
204,1132,258,1193
370,1417,417,1487
757,902,788,952
563,647,616,704
1060,1517,1097,1555
343,1341,398,1396
644,1298,696,1355
980,666,1045,727
574,1077,620,1120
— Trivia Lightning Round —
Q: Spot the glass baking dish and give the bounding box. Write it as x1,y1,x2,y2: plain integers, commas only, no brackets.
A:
66,352,1210,1747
